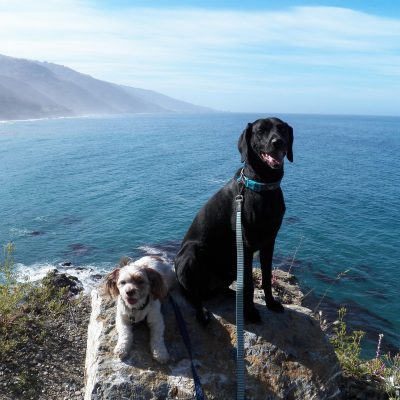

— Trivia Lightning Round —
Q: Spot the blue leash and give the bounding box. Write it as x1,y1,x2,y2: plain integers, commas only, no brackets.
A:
235,194,246,400
169,192,245,400
169,295,205,400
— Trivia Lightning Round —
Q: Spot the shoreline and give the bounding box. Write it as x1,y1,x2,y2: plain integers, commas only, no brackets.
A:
0,110,224,125
2,112,400,125
11,256,400,357
0,114,109,124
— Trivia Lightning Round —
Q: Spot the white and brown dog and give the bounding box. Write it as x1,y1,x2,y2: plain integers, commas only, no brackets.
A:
104,256,176,363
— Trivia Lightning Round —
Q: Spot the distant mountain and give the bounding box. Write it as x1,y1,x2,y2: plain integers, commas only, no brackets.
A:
0,54,213,120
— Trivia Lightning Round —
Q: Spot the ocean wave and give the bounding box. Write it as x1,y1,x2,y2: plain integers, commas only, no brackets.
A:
9,228,46,238
33,215,49,222
136,245,174,264
10,228,33,237
15,261,111,292
207,177,229,185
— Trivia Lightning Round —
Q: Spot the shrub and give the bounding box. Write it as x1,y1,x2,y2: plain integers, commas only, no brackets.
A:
330,307,400,399
0,243,32,357
330,307,367,376
0,243,69,397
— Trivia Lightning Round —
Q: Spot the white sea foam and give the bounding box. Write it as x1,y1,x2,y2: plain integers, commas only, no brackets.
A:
0,114,111,125
12,245,176,293
10,228,33,238
33,215,49,222
207,177,228,185
16,262,56,282
9,227,48,238
136,245,174,264
15,261,111,292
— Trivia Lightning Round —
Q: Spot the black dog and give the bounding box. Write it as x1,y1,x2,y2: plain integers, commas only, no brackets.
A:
175,117,293,324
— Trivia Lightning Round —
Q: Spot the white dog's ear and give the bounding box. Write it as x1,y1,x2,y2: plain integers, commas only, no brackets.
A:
119,256,132,267
103,268,120,298
145,268,167,300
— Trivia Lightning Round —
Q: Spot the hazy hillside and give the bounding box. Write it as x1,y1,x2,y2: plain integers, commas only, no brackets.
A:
0,54,213,120
120,86,213,113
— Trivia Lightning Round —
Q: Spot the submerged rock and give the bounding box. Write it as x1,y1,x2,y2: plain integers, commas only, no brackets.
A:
84,272,342,399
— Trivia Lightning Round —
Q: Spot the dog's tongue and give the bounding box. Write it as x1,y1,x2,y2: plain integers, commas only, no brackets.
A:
127,297,137,305
261,152,284,168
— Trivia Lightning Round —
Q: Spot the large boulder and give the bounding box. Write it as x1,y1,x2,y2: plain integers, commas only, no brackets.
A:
84,272,342,399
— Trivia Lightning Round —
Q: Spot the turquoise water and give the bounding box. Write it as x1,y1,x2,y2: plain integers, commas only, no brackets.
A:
1,113,399,356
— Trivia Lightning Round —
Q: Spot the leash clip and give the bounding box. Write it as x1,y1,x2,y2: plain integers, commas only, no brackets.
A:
235,195,244,203
235,195,244,211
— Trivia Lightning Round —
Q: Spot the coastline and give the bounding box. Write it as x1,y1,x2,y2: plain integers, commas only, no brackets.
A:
0,114,108,125
0,111,221,125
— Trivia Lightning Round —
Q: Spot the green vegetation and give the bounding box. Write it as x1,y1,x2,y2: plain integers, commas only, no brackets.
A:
0,243,70,397
330,307,400,400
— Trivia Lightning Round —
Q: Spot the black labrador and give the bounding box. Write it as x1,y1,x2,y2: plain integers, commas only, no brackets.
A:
175,117,294,324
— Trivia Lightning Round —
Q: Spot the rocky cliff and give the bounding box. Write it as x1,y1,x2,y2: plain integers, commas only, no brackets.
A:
0,53,213,121
84,271,342,399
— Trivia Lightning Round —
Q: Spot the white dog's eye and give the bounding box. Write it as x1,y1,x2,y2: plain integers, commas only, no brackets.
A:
120,280,126,285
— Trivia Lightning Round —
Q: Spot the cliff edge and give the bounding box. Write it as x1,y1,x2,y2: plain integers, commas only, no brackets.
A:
84,271,342,399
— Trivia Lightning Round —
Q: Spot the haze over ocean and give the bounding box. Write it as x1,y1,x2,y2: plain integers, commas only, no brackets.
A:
1,113,399,356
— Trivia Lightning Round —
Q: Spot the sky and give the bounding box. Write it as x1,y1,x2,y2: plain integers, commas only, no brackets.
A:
0,1,399,115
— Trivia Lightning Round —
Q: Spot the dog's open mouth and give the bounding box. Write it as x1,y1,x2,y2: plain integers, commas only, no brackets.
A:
126,297,138,305
260,151,285,169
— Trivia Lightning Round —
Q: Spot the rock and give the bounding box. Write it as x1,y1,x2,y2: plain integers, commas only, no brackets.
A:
339,375,388,400
62,261,73,267
84,280,342,399
29,230,46,236
43,270,83,295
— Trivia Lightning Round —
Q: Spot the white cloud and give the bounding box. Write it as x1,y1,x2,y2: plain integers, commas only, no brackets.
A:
0,1,399,113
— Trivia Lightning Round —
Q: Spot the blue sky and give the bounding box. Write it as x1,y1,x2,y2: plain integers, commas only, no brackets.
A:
1,1,399,115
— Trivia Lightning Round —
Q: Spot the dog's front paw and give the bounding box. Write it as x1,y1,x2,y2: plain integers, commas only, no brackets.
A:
152,345,170,364
266,298,284,313
244,306,261,324
114,342,130,359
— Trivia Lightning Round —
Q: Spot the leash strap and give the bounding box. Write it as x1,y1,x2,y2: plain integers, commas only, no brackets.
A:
169,295,205,400
235,194,246,400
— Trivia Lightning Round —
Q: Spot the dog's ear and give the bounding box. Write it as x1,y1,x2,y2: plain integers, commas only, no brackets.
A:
286,124,294,163
145,268,167,300
119,256,132,268
237,123,253,163
103,268,120,298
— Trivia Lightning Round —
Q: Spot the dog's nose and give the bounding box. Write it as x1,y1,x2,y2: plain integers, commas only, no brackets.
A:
126,288,136,296
271,138,285,150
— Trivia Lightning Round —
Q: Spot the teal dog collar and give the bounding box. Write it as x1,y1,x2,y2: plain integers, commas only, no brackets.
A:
237,170,281,192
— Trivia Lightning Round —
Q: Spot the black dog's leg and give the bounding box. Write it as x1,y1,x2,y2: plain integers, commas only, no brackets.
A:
179,285,211,326
175,244,211,326
260,241,284,313
243,251,261,323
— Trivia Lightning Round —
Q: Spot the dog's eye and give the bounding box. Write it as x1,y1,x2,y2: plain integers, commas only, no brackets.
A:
135,277,145,285
120,280,126,285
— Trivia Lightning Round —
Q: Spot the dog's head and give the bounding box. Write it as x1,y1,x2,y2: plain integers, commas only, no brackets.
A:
104,257,167,309
238,118,294,170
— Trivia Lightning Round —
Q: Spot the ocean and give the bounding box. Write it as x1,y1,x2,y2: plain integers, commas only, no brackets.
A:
1,112,399,357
